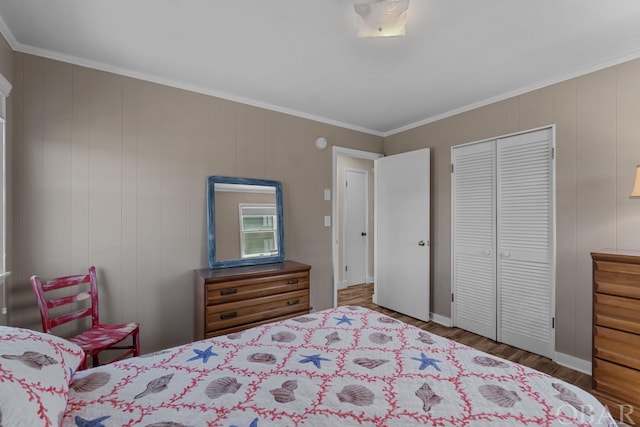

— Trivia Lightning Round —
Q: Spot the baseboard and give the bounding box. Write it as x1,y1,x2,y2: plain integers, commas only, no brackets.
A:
555,352,592,375
430,313,452,327
366,275,375,284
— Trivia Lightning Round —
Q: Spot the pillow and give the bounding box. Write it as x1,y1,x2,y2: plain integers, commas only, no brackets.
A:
0,325,85,426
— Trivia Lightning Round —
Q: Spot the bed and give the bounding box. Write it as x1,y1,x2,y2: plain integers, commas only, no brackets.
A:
1,306,617,426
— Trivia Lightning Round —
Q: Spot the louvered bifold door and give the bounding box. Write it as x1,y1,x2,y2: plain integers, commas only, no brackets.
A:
496,128,555,358
452,141,497,340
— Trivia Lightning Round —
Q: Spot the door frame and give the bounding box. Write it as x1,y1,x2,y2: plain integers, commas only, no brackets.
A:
332,146,384,307
343,167,369,288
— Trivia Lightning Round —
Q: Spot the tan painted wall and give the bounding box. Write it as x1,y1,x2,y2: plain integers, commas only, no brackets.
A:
7,52,383,351
384,58,640,361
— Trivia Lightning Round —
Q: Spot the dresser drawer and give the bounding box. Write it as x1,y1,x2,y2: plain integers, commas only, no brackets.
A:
594,326,640,370
594,293,640,334
594,260,640,299
204,311,307,339
206,271,309,305
593,358,640,408
206,289,309,331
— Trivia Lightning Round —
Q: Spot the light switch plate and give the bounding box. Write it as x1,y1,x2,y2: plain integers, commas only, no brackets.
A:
324,215,331,227
324,189,331,201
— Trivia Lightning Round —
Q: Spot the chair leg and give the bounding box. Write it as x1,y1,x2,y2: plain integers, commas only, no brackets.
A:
133,331,140,357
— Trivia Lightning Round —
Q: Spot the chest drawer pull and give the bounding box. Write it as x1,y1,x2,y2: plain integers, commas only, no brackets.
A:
287,279,299,285
220,311,238,320
287,298,300,306
220,288,238,296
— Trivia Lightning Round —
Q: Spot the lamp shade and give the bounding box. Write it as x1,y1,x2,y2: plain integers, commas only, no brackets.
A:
631,165,640,198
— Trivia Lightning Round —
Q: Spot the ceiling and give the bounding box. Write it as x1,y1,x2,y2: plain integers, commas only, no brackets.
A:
1,1,640,136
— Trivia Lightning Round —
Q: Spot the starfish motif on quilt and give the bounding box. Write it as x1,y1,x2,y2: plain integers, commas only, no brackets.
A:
411,352,442,371
187,345,218,363
230,418,259,427
74,415,111,427
299,353,331,369
334,314,354,325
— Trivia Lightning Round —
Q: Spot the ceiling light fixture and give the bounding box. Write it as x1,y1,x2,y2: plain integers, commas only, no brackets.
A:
354,0,410,38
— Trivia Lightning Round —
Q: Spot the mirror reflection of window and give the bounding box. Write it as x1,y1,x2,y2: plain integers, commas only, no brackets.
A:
239,204,278,258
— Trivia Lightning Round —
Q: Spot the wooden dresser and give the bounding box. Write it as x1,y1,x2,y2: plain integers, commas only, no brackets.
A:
592,249,640,425
194,260,311,339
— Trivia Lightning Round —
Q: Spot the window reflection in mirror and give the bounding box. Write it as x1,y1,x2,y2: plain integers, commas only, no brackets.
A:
207,176,284,268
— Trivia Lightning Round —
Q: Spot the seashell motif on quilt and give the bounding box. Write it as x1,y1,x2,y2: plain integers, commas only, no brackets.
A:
368,332,393,344
134,373,174,399
478,384,522,408
325,331,341,345
415,382,443,412
1,351,58,370
552,383,594,415
353,357,389,369
377,316,398,324
472,355,508,368
227,332,243,340
270,380,298,403
292,316,316,323
247,352,277,364
337,384,375,406
70,372,111,393
205,376,242,399
271,331,296,343
417,332,435,345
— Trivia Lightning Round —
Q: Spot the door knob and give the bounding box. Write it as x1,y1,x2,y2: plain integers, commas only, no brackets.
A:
418,240,425,246
361,232,367,236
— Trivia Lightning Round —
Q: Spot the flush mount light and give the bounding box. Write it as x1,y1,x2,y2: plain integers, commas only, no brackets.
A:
315,137,328,150
354,0,410,38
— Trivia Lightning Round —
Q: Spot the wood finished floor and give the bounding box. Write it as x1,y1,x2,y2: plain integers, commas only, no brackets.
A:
337,283,592,392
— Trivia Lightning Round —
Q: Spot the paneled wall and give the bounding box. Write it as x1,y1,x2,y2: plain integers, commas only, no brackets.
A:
385,58,640,362
8,52,383,352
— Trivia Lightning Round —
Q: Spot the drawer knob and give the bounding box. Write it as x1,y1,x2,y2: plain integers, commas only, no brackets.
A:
220,311,238,320
220,288,238,296
287,298,300,306
287,279,299,285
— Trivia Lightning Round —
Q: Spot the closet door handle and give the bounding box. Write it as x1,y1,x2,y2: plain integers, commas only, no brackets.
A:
418,240,425,246
502,252,511,258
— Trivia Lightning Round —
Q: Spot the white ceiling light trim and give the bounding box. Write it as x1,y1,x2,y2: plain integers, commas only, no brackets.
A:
354,0,410,38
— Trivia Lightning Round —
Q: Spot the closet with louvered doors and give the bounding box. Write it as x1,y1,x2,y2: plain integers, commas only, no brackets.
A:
451,127,556,359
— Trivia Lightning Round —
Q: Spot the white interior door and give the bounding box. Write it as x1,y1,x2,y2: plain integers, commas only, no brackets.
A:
344,169,367,287
497,128,555,358
451,140,497,340
375,148,430,322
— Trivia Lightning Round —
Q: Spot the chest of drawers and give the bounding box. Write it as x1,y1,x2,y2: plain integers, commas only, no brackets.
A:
592,249,640,425
194,260,311,339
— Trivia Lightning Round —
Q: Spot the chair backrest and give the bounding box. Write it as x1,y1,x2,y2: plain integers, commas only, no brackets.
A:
30,266,100,333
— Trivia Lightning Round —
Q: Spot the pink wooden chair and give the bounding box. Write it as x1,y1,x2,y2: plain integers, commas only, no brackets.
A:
30,266,140,370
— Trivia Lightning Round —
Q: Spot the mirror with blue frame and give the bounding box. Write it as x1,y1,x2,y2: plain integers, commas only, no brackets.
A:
207,176,284,268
